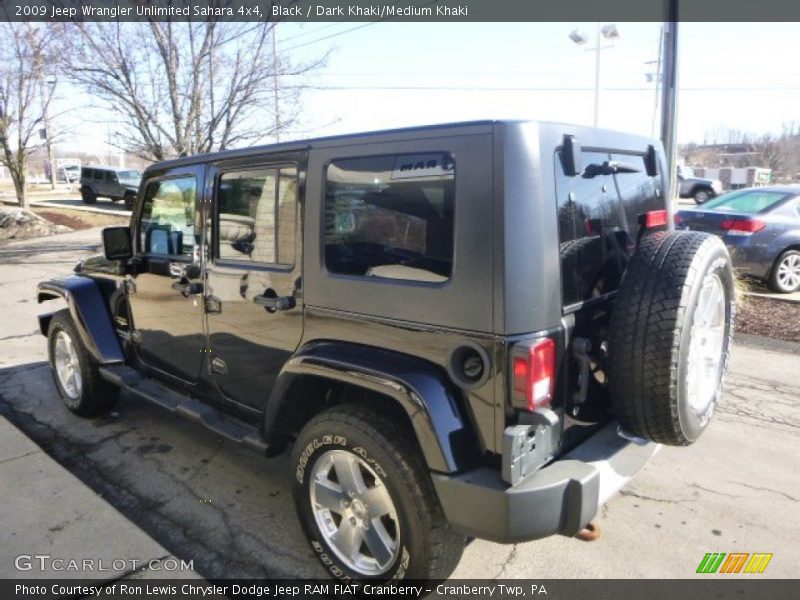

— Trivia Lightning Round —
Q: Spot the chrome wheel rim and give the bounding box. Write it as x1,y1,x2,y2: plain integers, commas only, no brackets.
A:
54,330,82,400
777,254,800,291
309,449,400,576
686,273,726,413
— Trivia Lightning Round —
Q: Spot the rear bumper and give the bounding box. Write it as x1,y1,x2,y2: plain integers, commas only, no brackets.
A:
432,423,659,543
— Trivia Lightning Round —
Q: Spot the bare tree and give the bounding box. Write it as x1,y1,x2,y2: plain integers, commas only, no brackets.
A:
0,23,58,208
61,16,324,161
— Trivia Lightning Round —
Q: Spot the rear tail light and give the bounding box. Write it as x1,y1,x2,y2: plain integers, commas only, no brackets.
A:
645,209,668,228
512,338,556,411
721,218,766,236
637,209,669,229
673,212,682,225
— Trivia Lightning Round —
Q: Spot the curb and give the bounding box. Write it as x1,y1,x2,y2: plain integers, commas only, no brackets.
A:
734,332,800,355
741,290,800,305
2,198,131,218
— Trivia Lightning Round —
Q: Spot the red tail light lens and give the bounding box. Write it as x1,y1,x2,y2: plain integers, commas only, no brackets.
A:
721,219,766,235
638,209,669,229
512,338,556,411
645,209,668,228
673,212,682,225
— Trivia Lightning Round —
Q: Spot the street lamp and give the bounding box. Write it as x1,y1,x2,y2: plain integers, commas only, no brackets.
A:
569,23,621,127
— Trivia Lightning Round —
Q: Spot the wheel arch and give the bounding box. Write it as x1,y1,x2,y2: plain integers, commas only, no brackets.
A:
264,341,480,474
37,276,125,364
768,243,800,288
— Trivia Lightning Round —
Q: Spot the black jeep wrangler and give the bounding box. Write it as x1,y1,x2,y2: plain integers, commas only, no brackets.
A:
37,121,734,580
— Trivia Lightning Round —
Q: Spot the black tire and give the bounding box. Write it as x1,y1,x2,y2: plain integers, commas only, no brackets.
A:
608,231,735,445
768,249,800,293
47,310,119,417
292,404,464,580
124,192,136,210
81,188,97,204
693,187,713,204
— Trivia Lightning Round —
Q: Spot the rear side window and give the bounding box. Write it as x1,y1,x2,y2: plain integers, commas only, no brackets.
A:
81,168,93,179
215,166,298,266
324,153,455,283
702,189,789,214
94,170,103,181
556,151,662,308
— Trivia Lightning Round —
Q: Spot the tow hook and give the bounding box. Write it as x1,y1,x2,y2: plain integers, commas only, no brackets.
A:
576,521,602,541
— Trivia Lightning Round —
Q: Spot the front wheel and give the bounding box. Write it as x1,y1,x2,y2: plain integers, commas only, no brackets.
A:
291,405,464,580
768,250,800,293
47,310,118,416
124,192,136,210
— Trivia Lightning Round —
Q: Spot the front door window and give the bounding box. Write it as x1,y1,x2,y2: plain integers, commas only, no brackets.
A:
139,177,198,257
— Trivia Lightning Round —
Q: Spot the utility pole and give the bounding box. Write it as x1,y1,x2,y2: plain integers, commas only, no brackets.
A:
592,23,601,128
272,24,281,142
40,78,57,190
646,26,664,138
660,0,679,217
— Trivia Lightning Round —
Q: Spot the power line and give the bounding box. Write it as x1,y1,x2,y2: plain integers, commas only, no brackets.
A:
282,22,379,52
279,22,350,43
280,0,439,52
303,85,800,92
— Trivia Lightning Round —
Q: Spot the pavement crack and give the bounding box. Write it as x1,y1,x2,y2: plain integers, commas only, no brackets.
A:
0,449,39,465
492,544,518,580
690,483,742,499
725,480,798,502
0,331,39,342
619,489,687,504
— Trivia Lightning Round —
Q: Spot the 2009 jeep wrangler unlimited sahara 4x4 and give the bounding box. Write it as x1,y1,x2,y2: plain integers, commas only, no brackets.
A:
37,121,734,580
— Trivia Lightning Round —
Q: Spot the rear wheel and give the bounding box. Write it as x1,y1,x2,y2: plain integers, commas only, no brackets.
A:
693,188,713,204
768,250,800,293
608,231,735,445
47,310,118,416
81,188,97,204
292,405,464,580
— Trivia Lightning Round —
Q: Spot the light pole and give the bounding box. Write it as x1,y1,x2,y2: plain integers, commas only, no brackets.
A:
569,23,620,127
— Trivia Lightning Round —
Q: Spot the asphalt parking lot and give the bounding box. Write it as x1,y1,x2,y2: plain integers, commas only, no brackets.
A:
0,227,798,579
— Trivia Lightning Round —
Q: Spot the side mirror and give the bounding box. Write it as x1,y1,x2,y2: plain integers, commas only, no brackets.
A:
102,226,133,261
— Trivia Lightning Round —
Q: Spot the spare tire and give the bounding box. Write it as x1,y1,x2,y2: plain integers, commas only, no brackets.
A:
608,231,735,445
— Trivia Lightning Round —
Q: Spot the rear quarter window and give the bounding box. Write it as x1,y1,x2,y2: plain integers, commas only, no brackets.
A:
324,153,455,283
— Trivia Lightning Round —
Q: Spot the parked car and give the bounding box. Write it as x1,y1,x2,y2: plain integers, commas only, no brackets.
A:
80,166,142,208
37,121,734,580
676,185,800,293
678,165,723,204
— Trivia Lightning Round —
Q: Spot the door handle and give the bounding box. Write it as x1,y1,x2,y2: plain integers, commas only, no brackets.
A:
171,280,204,297
254,291,295,312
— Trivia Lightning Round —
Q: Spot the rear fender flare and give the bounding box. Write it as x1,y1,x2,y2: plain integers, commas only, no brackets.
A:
265,341,478,473
37,276,124,364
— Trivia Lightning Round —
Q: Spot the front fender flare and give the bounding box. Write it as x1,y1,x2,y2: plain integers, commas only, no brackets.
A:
265,342,478,474
38,276,124,364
